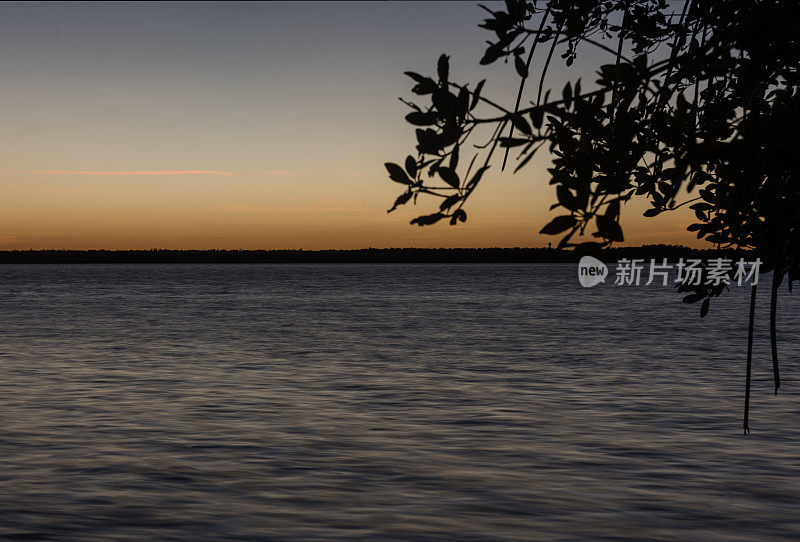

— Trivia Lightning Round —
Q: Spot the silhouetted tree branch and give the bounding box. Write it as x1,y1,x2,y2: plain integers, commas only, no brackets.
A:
384,0,800,431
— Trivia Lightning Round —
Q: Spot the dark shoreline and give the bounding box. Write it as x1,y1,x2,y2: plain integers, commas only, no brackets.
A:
0,245,747,264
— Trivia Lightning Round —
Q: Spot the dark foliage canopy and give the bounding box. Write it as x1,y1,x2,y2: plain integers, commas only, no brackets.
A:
385,0,800,431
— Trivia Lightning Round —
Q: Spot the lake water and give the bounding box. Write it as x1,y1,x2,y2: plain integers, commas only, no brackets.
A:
1,264,799,541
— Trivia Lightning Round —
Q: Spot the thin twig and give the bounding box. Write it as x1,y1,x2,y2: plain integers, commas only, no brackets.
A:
502,6,552,171
743,284,756,434
537,21,564,107
770,270,783,394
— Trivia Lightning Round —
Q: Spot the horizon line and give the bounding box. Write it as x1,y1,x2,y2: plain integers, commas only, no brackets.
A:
0,245,735,252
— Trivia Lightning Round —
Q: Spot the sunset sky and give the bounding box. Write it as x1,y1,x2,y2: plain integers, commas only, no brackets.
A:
0,1,699,249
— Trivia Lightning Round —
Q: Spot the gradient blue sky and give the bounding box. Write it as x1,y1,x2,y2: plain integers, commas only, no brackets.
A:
0,1,697,249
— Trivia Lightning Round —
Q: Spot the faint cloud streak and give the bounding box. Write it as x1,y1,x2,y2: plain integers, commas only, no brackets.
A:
217,204,372,214
3,170,301,177
7,170,235,176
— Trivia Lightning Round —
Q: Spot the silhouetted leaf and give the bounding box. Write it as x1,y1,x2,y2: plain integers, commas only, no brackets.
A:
596,215,624,242
505,0,524,19
480,43,503,65
530,107,544,130
499,137,528,147
438,167,460,188
557,186,581,211
415,129,441,154
432,90,457,114
405,156,417,179
699,188,716,203
514,54,528,78
403,71,427,84
404,72,437,95
683,293,705,304
440,194,461,210
405,112,436,126
410,213,444,226
388,191,412,212
512,115,532,135
385,162,412,185
466,165,489,189
514,142,543,173
605,200,620,220
705,234,728,244
449,208,467,225
468,81,485,112
437,54,449,86
599,63,636,83
456,87,469,119
540,215,576,235
450,145,459,171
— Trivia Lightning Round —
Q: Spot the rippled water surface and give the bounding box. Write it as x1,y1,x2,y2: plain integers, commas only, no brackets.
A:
1,264,800,541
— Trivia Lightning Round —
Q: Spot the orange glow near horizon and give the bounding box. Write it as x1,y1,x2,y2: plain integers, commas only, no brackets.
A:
0,166,703,250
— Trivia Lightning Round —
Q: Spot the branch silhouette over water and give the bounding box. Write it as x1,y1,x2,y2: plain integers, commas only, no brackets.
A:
384,0,800,432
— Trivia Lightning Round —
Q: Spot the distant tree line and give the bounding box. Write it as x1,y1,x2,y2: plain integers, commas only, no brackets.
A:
0,246,744,264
